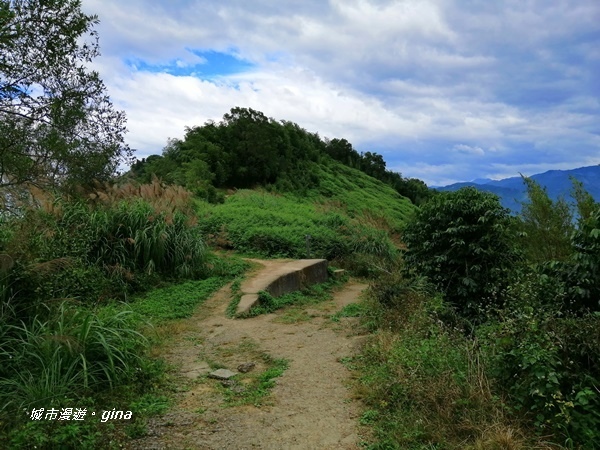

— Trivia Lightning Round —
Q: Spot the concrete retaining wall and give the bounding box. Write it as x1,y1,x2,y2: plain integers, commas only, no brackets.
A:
236,259,328,315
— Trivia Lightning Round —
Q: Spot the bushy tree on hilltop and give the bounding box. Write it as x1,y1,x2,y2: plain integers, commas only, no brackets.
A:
133,107,433,204
0,0,130,208
518,176,574,263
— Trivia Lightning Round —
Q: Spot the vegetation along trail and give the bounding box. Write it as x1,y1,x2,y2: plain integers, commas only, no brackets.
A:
131,260,368,450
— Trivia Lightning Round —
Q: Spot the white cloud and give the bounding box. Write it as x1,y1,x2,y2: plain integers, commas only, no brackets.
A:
453,144,485,156
80,0,600,185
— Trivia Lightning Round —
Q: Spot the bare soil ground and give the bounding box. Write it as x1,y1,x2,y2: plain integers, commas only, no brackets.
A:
129,260,369,450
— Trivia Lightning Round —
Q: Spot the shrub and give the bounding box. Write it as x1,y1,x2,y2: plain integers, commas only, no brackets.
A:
479,308,600,447
518,177,574,264
357,275,523,449
568,207,600,312
0,302,148,412
530,206,600,315
403,187,520,322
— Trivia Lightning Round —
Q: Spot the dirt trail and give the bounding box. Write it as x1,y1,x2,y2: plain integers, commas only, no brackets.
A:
130,260,368,450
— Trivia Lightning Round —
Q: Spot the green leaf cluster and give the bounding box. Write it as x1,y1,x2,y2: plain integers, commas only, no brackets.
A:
1,0,131,207
403,187,519,321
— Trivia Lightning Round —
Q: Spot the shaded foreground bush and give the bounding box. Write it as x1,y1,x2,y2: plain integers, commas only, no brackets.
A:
357,273,533,449
398,184,600,448
402,187,520,322
479,306,600,447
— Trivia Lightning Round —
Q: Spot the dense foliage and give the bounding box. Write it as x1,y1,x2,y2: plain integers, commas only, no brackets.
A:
2,180,207,316
519,176,574,263
0,181,218,447
0,0,130,208
397,181,600,448
193,159,414,276
403,187,519,321
131,107,432,205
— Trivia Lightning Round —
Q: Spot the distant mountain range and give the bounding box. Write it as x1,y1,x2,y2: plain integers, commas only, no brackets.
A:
434,165,600,214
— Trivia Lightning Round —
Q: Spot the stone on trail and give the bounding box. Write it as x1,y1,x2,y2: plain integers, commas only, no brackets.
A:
237,362,256,373
208,368,237,380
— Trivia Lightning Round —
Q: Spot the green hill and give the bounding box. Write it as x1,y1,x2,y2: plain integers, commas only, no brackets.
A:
130,107,432,206
195,159,414,274
127,107,418,273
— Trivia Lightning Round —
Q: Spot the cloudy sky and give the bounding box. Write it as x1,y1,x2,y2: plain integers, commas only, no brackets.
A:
81,0,599,186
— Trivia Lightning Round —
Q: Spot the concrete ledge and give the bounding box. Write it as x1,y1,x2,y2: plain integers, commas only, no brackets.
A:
236,259,328,315
332,269,346,280
237,294,259,315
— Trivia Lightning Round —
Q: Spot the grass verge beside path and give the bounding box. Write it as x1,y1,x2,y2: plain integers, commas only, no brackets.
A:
129,277,229,323
352,275,560,450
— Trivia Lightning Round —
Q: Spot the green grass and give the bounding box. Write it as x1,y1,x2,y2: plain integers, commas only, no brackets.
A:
195,161,413,274
310,161,414,233
0,302,163,449
129,254,249,323
330,302,365,322
129,277,227,322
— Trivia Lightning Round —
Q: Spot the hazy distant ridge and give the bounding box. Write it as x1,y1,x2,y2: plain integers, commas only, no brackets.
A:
435,165,600,213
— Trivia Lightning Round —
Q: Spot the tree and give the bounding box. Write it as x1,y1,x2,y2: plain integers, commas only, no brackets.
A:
0,0,130,208
220,107,279,187
360,151,386,179
518,176,574,263
403,187,519,320
325,138,360,167
570,177,598,226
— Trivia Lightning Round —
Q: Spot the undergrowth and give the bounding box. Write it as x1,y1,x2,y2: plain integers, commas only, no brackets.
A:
354,273,539,450
130,276,231,323
196,182,404,276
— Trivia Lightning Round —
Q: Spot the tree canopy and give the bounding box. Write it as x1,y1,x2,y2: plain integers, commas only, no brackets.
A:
0,0,130,209
132,107,432,205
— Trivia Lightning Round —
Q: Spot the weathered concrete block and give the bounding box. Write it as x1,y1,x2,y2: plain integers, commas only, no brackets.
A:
235,259,328,315
237,293,259,315
208,369,237,380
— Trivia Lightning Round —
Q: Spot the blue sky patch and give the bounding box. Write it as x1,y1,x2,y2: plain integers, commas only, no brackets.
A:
126,50,254,79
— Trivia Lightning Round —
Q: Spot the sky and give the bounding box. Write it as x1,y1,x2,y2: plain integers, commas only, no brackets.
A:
81,0,600,186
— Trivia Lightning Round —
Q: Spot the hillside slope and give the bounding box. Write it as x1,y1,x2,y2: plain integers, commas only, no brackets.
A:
195,160,415,273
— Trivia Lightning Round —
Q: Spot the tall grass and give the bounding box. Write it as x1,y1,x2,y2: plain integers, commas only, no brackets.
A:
355,274,542,449
0,302,148,412
2,182,208,310
89,199,206,278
